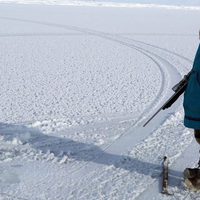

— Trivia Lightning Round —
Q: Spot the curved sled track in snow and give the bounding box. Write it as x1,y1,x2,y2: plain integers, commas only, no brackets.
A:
0,16,194,199
119,35,193,64
0,16,193,65
1,16,183,166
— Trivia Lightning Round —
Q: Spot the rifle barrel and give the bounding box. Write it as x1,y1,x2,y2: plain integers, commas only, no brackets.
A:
143,107,163,127
142,71,191,127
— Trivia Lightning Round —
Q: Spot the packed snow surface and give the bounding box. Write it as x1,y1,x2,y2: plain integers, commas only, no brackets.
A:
0,2,200,200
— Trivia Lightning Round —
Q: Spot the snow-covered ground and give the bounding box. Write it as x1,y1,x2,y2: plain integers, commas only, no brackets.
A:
0,2,200,200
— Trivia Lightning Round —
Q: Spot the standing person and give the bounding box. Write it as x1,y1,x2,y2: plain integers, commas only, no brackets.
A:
183,43,200,190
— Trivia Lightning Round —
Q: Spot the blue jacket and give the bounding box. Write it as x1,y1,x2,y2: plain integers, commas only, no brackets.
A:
184,44,200,129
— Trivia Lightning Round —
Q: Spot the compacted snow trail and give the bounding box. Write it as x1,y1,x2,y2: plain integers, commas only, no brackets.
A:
0,3,200,200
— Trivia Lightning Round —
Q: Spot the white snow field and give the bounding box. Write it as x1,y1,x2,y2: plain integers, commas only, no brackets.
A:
0,2,200,200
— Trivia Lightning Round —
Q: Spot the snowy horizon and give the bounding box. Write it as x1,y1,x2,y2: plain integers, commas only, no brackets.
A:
83,0,200,6
0,0,200,10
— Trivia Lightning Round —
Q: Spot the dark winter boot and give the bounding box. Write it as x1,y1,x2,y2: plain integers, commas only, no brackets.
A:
194,130,200,145
184,168,200,191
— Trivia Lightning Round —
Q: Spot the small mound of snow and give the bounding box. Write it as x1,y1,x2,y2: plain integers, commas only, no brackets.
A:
11,138,23,145
59,155,69,164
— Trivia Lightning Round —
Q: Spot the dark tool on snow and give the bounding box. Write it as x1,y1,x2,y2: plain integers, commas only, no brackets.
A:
162,156,172,195
143,71,192,127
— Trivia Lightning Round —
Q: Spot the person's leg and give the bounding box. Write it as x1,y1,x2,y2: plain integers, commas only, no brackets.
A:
194,130,200,144
183,130,200,191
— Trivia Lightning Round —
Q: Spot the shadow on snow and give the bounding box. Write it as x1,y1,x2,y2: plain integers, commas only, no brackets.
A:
0,122,183,190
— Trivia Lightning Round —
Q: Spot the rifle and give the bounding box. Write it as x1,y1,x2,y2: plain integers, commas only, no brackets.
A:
143,71,192,127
